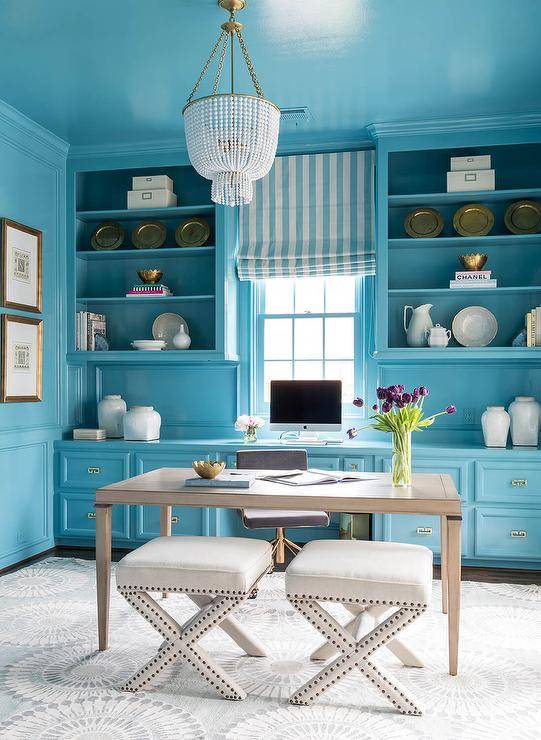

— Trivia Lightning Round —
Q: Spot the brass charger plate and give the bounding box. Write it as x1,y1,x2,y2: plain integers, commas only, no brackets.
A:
404,208,444,238
90,221,125,250
453,203,494,237
504,200,541,234
175,217,211,247
132,221,167,249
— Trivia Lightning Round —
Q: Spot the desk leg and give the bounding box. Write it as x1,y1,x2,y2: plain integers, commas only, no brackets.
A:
446,515,462,676
160,505,173,599
440,514,448,614
96,503,112,652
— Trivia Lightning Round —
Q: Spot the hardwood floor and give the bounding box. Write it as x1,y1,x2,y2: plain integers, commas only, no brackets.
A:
1,545,540,584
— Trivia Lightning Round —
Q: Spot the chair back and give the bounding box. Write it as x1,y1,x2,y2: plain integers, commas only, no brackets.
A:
236,449,308,471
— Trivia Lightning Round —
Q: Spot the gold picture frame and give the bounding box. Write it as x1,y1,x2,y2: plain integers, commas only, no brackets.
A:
1,314,43,402
1,218,42,313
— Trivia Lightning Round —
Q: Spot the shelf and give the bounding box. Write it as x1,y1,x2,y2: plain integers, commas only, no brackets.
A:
388,234,541,249
76,246,215,260
76,295,215,304
388,187,541,208
375,347,541,363
76,205,215,223
66,350,238,364
389,286,541,296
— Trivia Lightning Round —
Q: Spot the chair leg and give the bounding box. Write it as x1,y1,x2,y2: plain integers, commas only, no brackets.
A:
270,529,300,564
289,598,425,715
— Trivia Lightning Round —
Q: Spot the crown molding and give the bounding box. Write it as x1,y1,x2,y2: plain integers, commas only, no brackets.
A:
0,97,68,160
68,137,189,161
367,112,541,140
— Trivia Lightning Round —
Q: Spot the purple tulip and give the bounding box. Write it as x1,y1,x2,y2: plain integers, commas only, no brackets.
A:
389,385,400,396
376,387,387,400
372,404,379,411
347,427,358,439
446,405,456,415
402,392,412,404
382,401,392,413
412,388,420,400
353,397,364,408
419,386,430,397
395,398,405,408
398,384,405,393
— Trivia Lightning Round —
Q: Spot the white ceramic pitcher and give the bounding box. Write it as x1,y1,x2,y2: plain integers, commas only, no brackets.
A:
403,304,433,347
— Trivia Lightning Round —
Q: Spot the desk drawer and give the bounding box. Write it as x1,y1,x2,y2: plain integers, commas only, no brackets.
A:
57,492,130,539
476,462,541,504
381,456,468,500
308,456,341,471
59,451,130,490
131,505,206,540
475,507,541,560
343,457,367,472
379,511,469,555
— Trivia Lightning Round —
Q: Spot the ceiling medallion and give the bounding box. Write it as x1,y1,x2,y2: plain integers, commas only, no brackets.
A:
183,0,280,207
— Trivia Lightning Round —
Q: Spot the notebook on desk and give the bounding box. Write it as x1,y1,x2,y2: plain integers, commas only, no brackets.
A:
257,469,377,487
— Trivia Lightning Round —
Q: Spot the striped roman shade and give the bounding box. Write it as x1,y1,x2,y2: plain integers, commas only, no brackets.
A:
237,150,375,280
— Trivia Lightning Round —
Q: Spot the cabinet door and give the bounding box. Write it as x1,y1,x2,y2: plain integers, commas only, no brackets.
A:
475,462,541,504
475,507,541,561
56,492,130,540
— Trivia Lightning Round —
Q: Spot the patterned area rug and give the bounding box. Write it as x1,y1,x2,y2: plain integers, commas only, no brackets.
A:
0,557,540,738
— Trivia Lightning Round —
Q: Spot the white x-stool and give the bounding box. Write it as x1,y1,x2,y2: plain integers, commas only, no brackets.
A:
285,540,433,715
116,535,272,700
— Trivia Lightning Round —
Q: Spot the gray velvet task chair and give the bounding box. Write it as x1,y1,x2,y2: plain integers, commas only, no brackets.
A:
236,449,330,564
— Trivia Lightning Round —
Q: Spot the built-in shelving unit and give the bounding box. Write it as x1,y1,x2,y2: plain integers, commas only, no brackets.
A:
380,141,541,355
76,246,215,260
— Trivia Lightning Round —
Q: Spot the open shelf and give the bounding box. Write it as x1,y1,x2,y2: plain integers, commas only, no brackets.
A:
76,246,215,260
77,295,214,304
388,187,541,208
389,286,541,296
67,350,237,364
388,234,541,250
76,205,214,223
375,347,541,363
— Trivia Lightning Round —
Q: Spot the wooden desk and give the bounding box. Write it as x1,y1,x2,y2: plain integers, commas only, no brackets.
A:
95,468,462,675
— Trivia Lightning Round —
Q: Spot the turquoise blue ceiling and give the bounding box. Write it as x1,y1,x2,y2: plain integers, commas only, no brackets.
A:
0,0,540,147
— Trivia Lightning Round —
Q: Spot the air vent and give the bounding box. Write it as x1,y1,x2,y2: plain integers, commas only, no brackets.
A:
280,106,311,124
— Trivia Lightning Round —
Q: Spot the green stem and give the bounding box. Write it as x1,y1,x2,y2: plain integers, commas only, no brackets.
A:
392,428,412,486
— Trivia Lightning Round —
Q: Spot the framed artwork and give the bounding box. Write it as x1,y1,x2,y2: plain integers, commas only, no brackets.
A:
1,315,43,402
1,219,42,312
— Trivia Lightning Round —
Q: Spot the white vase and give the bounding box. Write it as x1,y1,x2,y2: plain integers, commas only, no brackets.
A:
508,396,540,447
123,406,161,441
97,395,126,438
481,406,510,448
172,325,191,349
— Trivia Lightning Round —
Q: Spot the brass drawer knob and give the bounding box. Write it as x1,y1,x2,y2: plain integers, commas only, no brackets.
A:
510,530,527,538
87,467,102,475
416,527,433,535
87,512,96,520
511,479,528,487
171,516,179,524
350,464,358,470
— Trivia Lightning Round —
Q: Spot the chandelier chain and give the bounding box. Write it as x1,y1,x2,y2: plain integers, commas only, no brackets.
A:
235,29,264,97
212,32,230,95
187,29,227,104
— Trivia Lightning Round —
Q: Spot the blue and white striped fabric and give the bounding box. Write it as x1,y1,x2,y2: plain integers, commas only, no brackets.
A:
237,150,375,280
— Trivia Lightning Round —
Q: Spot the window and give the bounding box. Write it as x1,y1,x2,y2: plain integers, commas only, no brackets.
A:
255,276,362,411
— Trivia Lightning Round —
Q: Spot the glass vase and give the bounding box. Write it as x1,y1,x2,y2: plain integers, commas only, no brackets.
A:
243,426,258,444
392,428,412,486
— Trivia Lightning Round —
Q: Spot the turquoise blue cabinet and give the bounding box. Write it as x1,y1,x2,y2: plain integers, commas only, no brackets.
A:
475,507,541,560
57,491,130,540
58,450,131,490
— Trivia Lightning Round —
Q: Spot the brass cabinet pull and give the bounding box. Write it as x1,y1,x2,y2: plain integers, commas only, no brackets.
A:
416,527,433,535
171,516,179,524
511,479,527,487
87,467,101,475
87,512,96,520
350,463,358,470
510,530,527,538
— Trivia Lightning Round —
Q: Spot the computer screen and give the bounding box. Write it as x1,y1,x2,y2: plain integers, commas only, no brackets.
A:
269,380,342,432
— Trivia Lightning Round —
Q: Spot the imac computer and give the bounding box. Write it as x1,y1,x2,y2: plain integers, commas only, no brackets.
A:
269,379,342,443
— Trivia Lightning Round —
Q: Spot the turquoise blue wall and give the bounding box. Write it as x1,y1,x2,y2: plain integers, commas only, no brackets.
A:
0,100,67,570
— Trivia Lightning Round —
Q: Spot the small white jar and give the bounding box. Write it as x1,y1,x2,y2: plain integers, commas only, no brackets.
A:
508,396,540,447
172,325,191,349
426,324,451,348
123,406,161,441
481,406,510,448
97,395,126,438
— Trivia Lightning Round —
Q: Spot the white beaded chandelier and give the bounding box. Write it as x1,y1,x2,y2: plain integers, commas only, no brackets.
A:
183,0,280,207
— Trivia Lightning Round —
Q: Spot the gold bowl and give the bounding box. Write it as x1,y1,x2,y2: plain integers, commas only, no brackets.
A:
137,269,163,284
192,460,225,479
458,253,488,271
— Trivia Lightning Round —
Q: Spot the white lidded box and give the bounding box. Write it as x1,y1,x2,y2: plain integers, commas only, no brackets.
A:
132,174,174,192
447,169,495,193
127,189,177,209
450,155,491,171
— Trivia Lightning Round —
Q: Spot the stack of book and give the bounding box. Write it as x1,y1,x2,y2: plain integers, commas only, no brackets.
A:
126,283,172,297
76,312,107,350
526,307,541,346
450,270,497,289
73,428,107,440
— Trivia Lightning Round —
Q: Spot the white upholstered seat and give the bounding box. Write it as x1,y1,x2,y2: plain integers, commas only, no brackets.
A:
117,536,272,595
286,539,433,607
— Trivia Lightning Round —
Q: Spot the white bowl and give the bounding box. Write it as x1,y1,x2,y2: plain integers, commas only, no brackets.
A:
131,340,165,351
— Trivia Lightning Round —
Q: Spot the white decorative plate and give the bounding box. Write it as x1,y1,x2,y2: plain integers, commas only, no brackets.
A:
152,313,189,348
130,340,165,351
452,306,498,347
